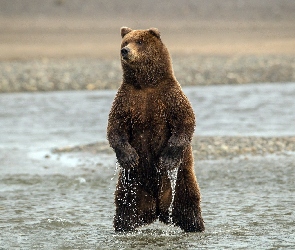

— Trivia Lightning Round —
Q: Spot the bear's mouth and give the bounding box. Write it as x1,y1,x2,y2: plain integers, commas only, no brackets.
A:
121,55,136,65
121,54,130,61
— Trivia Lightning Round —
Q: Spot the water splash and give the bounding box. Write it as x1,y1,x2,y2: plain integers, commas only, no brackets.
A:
121,168,130,186
167,168,178,217
111,162,120,181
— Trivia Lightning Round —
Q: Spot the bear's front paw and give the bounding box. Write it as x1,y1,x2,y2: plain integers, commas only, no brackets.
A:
116,147,139,169
159,146,183,172
159,155,182,172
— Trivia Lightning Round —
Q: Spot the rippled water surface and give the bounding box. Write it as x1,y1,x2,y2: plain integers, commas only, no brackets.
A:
1,83,295,249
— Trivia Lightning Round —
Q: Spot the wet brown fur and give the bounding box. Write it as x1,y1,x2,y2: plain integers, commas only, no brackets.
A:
107,27,204,232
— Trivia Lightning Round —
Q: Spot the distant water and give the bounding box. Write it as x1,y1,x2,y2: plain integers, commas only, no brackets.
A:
0,83,295,249
1,82,295,150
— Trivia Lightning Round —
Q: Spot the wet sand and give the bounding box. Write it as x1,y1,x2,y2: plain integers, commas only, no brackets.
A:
54,136,295,161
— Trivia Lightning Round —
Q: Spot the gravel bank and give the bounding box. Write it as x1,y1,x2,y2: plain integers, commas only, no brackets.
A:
1,55,295,93
53,136,295,161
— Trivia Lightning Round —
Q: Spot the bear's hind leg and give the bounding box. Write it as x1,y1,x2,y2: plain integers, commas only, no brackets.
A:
157,174,172,224
114,180,139,232
114,174,158,232
171,158,205,232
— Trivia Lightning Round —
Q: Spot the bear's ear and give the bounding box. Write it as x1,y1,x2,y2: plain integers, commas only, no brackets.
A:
148,28,161,39
121,27,132,38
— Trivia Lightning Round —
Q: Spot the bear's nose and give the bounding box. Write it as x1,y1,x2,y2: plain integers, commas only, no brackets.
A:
121,47,130,58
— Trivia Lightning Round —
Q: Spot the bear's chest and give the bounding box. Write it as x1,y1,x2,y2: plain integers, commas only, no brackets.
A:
128,90,167,126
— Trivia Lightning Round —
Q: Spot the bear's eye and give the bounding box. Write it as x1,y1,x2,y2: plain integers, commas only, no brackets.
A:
136,40,143,45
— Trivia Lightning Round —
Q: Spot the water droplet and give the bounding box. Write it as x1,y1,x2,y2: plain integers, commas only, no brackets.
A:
111,162,120,181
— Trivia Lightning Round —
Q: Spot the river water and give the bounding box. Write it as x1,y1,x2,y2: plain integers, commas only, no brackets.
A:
0,83,295,249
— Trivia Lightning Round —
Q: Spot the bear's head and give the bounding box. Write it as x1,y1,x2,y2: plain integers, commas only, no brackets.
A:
120,27,173,87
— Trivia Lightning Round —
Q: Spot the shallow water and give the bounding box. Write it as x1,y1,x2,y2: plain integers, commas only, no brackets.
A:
1,83,295,249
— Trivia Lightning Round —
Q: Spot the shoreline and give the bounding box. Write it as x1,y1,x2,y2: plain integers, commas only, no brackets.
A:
1,54,295,93
52,136,295,161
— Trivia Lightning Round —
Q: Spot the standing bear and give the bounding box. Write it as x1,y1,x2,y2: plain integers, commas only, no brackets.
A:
107,27,205,232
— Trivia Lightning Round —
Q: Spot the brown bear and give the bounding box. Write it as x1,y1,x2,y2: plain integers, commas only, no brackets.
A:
107,27,205,232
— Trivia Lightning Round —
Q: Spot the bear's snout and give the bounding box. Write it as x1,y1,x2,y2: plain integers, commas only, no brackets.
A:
121,47,130,59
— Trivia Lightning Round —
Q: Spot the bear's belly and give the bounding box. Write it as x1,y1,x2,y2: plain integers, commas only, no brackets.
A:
128,89,170,164
129,123,170,162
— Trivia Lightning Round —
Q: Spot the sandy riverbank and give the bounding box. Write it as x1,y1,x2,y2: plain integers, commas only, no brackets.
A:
1,1,295,92
1,0,295,60
1,55,295,92
53,136,295,161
